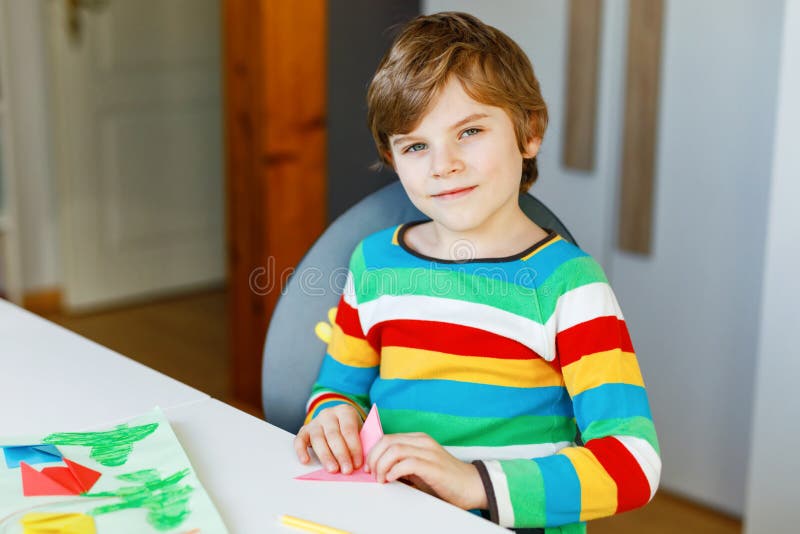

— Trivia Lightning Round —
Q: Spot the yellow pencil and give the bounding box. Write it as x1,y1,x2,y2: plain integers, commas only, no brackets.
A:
279,514,351,534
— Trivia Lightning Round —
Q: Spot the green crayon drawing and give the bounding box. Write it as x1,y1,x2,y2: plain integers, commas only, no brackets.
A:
85,468,195,531
43,423,159,466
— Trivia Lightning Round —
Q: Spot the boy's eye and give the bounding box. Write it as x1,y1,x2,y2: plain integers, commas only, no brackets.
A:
401,128,480,153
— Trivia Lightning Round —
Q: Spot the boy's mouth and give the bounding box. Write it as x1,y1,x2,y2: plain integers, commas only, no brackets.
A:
431,185,477,200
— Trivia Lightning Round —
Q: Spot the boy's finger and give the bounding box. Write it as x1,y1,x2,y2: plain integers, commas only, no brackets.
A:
338,416,363,468
293,428,311,463
366,435,392,474
322,423,354,474
374,443,418,483
386,457,431,484
308,427,338,472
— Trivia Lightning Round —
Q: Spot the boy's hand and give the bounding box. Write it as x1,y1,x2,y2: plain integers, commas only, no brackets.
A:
365,432,488,510
294,404,363,474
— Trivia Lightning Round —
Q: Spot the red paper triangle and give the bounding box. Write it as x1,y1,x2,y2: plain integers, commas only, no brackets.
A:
19,458,102,496
40,466,82,494
64,458,101,492
20,462,75,496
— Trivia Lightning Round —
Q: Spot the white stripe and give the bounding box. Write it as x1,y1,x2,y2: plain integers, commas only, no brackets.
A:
553,282,624,333
343,271,357,307
615,435,662,501
358,294,556,361
305,390,330,413
484,460,515,527
445,442,572,462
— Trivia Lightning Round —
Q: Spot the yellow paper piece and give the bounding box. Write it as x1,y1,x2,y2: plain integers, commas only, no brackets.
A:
21,512,96,534
313,306,338,343
314,321,333,344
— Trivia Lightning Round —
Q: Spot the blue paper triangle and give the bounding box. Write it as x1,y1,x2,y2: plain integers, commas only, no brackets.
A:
2,444,62,468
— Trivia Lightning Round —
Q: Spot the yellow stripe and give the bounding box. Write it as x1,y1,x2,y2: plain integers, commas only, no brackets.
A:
521,234,562,261
380,346,563,388
560,447,618,521
392,225,402,245
328,324,380,368
562,349,644,396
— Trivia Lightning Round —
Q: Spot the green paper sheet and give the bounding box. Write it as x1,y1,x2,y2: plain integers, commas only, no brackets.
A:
0,408,227,534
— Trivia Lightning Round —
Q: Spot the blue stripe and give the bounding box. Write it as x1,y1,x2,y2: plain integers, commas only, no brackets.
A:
535,453,582,526
360,226,589,291
573,383,652,430
317,354,378,396
311,399,351,420
364,233,540,279
530,241,593,284
370,378,573,418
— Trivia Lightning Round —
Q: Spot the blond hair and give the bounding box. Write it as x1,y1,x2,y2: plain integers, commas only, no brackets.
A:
367,11,549,191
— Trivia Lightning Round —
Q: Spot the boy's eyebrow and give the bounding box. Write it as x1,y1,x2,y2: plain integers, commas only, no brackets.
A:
391,113,490,147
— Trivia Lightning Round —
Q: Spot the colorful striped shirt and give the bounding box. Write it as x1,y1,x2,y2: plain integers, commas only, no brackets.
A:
305,222,661,532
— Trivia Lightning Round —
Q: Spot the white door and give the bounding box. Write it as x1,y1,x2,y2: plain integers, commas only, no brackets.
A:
48,0,224,310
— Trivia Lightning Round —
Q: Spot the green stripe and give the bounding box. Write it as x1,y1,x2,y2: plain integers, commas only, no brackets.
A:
582,416,660,455
537,256,608,322
356,267,543,322
380,410,577,447
349,242,367,283
353,253,610,324
499,459,547,526
544,522,586,533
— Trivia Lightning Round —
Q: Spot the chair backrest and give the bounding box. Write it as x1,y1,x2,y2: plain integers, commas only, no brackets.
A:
262,180,576,433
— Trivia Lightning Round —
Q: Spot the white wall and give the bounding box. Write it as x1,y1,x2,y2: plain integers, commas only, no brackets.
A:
744,1,800,531
425,0,622,266
610,0,783,514
4,0,60,292
424,0,785,516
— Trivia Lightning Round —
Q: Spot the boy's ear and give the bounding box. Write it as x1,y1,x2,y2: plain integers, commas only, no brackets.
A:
383,150,395,170
522,136,542,159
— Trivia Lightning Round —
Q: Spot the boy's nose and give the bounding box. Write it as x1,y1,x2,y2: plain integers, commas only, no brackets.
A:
430,148,464,178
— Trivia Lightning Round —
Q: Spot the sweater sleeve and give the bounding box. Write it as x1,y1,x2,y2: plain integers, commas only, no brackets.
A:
304,249,380,425
474,259,661,529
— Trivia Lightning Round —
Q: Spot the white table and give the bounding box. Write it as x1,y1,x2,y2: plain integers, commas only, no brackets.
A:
0,300,505,533
0,301,209,433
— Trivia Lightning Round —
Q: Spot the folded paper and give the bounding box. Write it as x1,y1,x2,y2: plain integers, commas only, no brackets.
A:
20,458,101,496
296,404,384,482
2,444,62,468
20,512,96,534
0,408,229,533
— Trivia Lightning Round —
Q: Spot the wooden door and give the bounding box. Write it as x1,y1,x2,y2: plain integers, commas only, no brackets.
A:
224,1,327,411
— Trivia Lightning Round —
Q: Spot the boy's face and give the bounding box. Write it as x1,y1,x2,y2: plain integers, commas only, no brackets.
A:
388,78,540,237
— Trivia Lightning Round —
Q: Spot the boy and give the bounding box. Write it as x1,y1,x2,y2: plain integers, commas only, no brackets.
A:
294,11,660,533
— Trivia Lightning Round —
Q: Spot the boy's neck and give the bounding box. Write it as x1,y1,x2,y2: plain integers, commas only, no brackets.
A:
407,205,548,261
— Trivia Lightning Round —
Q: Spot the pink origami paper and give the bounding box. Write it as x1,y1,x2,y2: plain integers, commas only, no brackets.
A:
296,404,383,482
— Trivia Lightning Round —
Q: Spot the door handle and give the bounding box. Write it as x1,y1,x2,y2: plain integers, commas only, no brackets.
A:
66,0,110,44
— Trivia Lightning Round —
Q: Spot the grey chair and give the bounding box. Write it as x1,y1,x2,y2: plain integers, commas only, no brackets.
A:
262,180,576,433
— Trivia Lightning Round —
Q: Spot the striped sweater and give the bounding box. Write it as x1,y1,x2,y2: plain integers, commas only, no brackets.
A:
305,222,661,532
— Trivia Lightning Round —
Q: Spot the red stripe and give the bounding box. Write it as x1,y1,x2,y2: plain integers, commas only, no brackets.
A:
557,316,634,367
306,392,352,416
335,296,368,338
365,319,542,360
586,436,651,513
